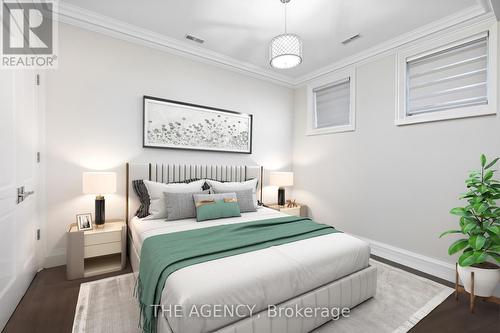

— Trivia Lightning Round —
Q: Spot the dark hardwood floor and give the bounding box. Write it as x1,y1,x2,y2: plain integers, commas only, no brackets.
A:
2,257,498,333
2,264,132,333
372,256,500,333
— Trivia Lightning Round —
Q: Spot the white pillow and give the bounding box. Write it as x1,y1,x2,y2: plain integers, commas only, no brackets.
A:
143,179,206,220
206,179,259,209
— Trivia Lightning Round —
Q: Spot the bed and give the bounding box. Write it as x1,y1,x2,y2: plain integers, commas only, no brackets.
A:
126,163,377,333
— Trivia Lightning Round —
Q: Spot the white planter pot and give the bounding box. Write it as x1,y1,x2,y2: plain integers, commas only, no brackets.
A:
457,264,500,297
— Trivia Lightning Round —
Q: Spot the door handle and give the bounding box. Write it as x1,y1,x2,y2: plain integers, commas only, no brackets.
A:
17,186,35,204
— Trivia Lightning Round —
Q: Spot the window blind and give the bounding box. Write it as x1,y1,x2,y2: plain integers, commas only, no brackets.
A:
313,78,350,128
407,35,488,116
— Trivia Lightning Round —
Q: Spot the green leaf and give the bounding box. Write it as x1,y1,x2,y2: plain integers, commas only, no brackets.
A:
448,239,469,255
486,229,497,238
469,235,487,250
485,157,499,169
488,244,500,252
459,217,466,228
463,216,479,224
439,230,462,238
479,185,490,194
486,225,500,236
484,170,494,181
463,246,473,252
450,207,470,217
487,252,500,263
481,154,487,167
463,223,477,234
475,203,488,214
473,251,488,265
458,251,475,266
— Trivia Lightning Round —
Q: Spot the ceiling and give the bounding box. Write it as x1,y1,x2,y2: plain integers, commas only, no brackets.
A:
61,0,480,80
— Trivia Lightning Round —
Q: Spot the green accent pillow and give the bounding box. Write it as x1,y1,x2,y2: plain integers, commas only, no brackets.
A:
194,193,241,222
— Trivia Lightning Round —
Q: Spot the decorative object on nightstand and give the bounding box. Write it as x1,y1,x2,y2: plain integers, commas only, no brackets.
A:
76,213,93,231
66,220,126,280
286,199,298,208
267,203,305,217
82,172,117,227
269,171,293,206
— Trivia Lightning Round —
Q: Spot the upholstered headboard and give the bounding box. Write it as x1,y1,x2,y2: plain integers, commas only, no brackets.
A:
125,163,263,223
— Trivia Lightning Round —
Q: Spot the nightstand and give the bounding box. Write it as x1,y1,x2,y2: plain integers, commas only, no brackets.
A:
66,221,126,280
266,204,306,217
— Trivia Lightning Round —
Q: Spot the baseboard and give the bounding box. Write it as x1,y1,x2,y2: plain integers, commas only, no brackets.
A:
352,234,456,283
44,249,66,268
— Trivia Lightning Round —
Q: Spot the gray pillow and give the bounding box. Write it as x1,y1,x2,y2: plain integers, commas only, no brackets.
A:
206,179,259,209
212,188,256,213
164,190,209,221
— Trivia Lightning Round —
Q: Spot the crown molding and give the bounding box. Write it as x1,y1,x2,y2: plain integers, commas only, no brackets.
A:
291,5,493,86
55,3,492,89
56,2,296,87
477,0,490,11
479,0,500,21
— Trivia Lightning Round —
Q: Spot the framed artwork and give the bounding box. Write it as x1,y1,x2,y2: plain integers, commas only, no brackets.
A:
76,213,93,231
143,96,253,154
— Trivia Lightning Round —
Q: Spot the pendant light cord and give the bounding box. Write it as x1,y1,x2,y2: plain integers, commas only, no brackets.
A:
284,3,287,33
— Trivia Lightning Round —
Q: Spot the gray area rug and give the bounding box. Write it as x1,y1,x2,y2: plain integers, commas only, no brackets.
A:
72,260,453,333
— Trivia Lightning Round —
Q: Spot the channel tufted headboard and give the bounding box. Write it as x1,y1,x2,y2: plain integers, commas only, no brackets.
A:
125,163,263,223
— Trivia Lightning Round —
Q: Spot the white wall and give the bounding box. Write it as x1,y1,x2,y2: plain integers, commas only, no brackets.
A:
292,28,500,267
43,24,294,267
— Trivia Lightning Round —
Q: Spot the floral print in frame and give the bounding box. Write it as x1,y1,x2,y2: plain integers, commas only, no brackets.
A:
143,96,252,154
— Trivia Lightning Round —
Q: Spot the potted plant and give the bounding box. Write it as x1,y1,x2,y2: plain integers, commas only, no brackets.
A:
440,154,500,297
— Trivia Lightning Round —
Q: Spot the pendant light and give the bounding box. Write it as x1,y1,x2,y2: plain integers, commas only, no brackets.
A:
269,0,303,69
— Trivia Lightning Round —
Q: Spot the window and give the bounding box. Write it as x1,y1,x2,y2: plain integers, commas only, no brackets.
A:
407,36,488,115
314,79,350,128
397,26,497,125
307,68,355,135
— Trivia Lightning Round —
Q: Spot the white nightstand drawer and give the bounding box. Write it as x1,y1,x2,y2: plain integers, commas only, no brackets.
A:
84,242,121,259
84,230,121,246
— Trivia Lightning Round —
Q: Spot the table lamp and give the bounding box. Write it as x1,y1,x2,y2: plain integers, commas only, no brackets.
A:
82,172,117,226
269,171,294,206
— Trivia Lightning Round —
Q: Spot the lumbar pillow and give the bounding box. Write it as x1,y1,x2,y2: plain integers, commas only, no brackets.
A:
163,190,209,221
212,188,256,213
193,193,241,222
143,179,206,220
205,179,258,208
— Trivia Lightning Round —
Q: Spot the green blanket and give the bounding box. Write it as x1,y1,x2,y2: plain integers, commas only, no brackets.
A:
137,216,339,333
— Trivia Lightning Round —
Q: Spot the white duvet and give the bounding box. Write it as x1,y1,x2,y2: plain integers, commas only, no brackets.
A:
130,208,370,333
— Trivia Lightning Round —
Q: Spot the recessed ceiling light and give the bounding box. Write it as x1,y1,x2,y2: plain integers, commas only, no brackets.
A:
342,34,361,45
185,34,204,44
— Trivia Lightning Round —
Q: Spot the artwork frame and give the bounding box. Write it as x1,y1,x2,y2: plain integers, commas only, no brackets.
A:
143,96,253,154
76,213,93,231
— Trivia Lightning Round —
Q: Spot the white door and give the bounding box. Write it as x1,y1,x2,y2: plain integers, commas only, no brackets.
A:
0,70,40,330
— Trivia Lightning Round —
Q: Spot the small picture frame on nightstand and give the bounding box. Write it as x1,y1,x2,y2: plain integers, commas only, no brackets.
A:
76,213,93,231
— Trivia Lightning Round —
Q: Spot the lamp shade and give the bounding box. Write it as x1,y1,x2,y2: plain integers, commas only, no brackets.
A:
82,172,117,195
269,171,294,187
269,34,303,69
